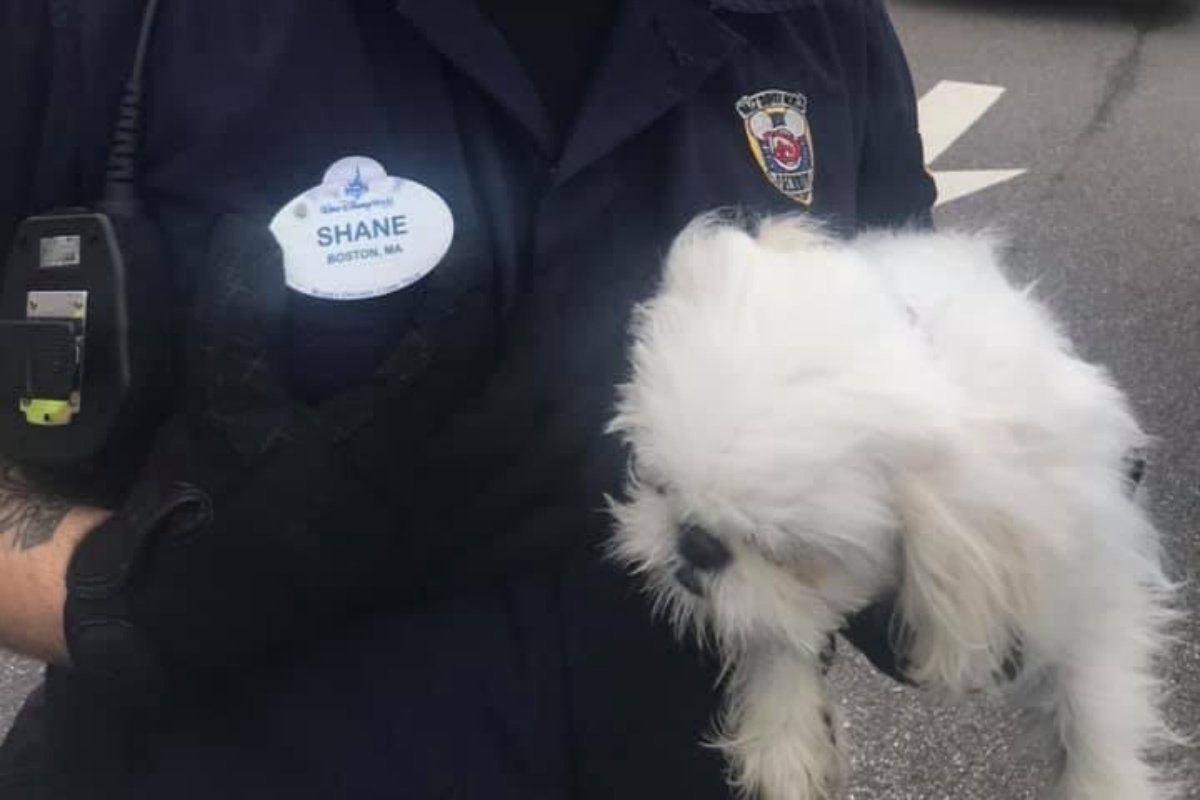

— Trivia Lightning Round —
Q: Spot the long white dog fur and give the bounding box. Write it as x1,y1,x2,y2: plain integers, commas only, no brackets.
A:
607,215,1180,800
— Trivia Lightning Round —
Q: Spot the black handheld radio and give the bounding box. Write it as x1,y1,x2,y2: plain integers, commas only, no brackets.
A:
0,0,168,477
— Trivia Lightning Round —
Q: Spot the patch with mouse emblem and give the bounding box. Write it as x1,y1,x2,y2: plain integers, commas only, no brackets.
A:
736,89,815,205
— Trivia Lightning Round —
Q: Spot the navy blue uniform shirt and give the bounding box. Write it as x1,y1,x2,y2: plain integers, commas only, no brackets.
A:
0,1,935,798
6,0,934,397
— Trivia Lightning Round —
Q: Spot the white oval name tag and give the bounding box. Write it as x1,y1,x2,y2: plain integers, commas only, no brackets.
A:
268,156,454,301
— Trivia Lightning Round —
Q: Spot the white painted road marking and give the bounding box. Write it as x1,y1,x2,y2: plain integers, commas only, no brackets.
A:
918,80,1027,206
919,81,1005,162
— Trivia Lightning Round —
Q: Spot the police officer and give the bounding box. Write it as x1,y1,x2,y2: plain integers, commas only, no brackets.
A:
0,0,936,797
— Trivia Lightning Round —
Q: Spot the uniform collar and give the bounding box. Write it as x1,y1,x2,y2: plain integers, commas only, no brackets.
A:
393,0,558,153
394,0,747,181
555,0,747,181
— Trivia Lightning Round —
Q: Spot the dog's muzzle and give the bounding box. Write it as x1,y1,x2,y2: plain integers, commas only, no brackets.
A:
674,525,731,596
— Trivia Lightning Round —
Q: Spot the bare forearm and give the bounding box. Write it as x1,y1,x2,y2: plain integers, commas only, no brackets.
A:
0,462,108,663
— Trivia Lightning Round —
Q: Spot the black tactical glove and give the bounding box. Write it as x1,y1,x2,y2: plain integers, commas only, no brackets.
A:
840,592,914,684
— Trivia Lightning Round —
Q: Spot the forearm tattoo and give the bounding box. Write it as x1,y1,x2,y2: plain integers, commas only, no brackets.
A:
0,463,71,551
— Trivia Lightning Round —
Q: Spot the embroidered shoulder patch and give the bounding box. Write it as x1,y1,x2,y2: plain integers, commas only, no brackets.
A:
736,89,815,205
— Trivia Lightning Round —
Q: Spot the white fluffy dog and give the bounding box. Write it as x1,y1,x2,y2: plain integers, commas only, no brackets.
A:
607,215,1179,800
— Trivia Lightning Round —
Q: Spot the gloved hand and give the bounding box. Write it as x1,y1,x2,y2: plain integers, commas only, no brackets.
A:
63,215,489,689
839,592,915,685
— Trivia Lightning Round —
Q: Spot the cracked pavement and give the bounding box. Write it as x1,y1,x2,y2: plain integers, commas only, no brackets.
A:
2,2,1199,798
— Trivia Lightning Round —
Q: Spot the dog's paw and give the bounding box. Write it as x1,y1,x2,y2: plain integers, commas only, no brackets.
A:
1054,760,1174,800
725,721,845,800
717,644,847,800
719,697,847,800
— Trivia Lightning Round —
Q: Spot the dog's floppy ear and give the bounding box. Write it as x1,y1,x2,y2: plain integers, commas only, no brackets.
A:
890,459,1038,691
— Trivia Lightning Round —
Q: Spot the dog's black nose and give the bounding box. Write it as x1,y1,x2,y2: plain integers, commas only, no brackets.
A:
678,524,732,572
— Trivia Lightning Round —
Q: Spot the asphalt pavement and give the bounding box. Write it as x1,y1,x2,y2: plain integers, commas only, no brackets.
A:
1,1,1198,797
829,0,1200,797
